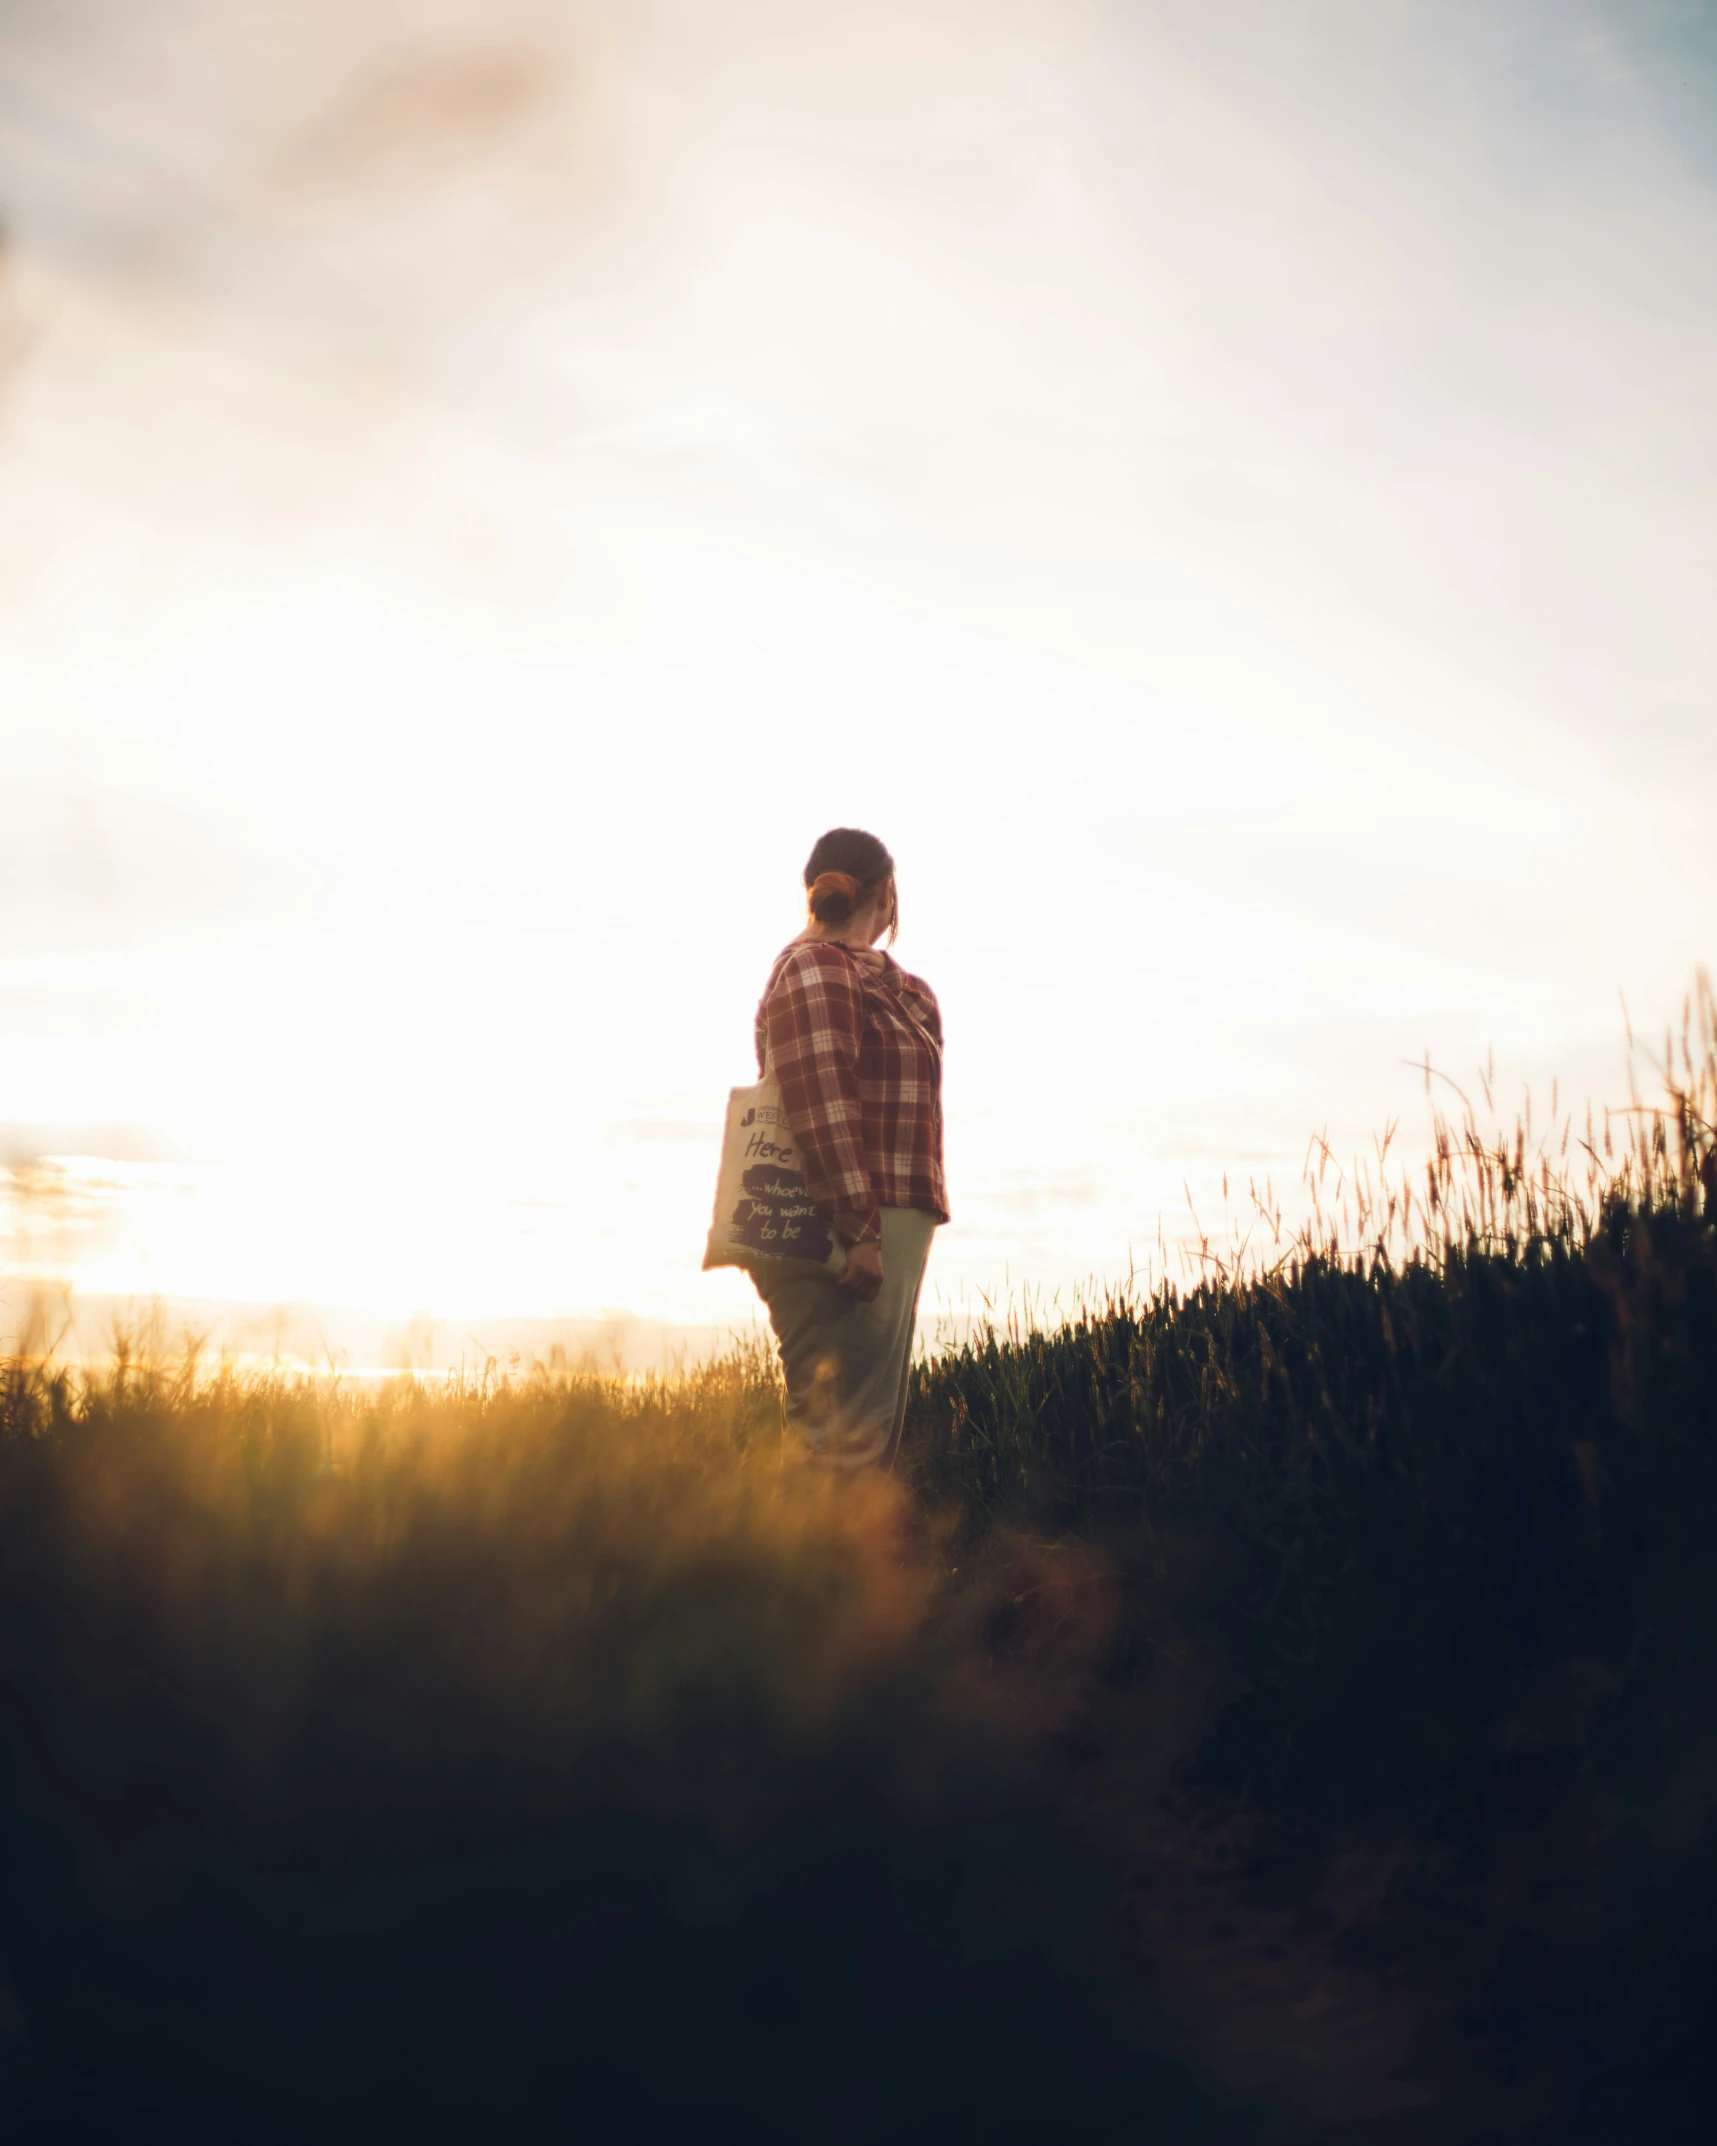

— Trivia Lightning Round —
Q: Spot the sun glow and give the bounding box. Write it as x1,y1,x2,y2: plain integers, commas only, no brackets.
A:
3,1,1714,1363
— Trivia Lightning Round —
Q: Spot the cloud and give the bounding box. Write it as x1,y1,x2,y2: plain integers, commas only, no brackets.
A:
275,45,560,193
0,0,1712,1322
0,1125,178,1167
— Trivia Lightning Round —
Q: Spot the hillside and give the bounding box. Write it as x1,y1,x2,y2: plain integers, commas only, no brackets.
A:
2,1001,1712,2141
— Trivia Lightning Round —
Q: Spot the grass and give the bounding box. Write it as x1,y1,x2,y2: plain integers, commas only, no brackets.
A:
2,985,1714,2140
911,993,1717,1794
0,1345,1185,2142
906,985,1717,2135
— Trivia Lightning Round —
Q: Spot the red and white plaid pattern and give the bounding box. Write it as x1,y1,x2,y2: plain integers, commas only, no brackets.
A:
756,941,948,1246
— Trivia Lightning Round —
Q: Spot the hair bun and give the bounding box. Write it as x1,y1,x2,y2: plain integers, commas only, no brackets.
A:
808,870,862,923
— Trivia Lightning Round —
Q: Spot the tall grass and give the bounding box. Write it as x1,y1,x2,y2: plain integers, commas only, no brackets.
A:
3,990,1714,2139
0,1348,1186,2142
909,986,1717,1809
898,990,1717,2133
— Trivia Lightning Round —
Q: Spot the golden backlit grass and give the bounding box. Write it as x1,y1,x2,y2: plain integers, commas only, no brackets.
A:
0,1341,1185,2142
4,1341,929,1749
2,987,1714,2139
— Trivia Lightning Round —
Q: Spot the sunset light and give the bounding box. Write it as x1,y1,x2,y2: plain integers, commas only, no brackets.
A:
5,7,1717,2138
5,3,1714,1367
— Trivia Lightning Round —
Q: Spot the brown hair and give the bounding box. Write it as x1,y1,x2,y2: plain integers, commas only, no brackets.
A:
808,870,861,920
804,828,897,939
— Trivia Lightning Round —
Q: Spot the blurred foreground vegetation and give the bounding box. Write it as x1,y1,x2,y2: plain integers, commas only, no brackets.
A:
907,991,1717,2137
2,993,1714,2140
0,1351,1179,2142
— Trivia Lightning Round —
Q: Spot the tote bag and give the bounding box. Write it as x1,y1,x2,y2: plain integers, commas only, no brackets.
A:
702,1068,848,1277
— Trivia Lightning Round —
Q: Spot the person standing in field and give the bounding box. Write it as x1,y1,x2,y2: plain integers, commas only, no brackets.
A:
750,828,947,1470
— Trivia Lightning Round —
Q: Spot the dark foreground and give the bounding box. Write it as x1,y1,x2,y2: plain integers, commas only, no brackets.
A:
2,1029,1714,2141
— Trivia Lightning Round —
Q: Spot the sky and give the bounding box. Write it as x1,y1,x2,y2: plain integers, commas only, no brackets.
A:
1,0,1714,1363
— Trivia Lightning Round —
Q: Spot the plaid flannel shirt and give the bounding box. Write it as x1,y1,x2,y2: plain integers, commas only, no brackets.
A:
756,940,948,1246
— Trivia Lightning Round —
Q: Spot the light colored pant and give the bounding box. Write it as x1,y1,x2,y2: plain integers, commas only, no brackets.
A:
750,1206,937,1471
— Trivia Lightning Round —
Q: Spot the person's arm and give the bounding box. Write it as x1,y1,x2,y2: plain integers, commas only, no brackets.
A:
764,946,881,1248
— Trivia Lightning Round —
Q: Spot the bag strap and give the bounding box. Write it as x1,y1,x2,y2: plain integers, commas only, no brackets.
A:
866,952,942,1072
759,940,941,1080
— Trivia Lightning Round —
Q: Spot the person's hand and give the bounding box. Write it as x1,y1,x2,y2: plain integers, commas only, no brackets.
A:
838,1239,884,1302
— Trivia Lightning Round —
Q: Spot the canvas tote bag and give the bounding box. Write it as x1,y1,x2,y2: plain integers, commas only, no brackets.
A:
703,1063,848,1277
